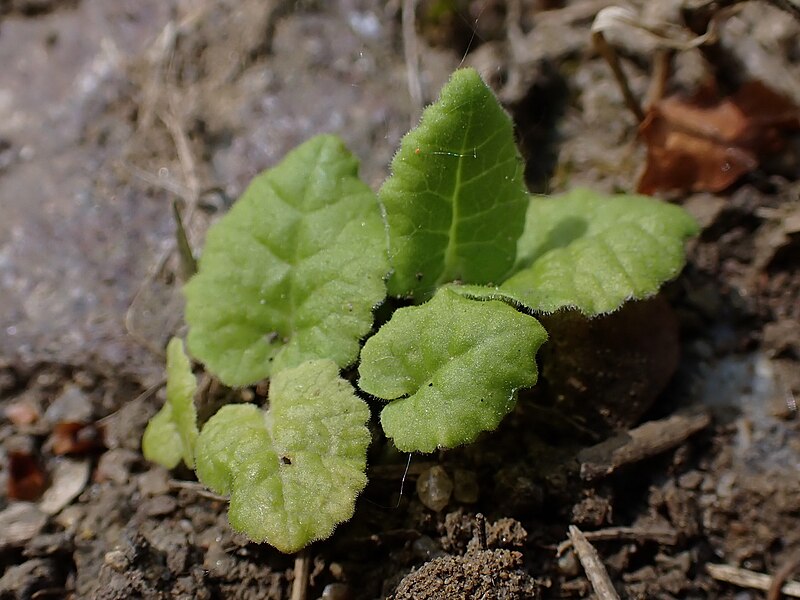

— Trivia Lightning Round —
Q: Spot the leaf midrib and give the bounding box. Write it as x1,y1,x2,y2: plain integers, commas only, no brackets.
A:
274,142,327,338
438,108,475,287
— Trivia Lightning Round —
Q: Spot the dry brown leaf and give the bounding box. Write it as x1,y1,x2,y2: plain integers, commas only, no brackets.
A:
8,451,47,501
638,81,800,194
49,421,107,455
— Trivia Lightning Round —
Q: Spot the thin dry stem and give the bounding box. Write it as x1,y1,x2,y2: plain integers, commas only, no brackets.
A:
707,563,800,598
290,551,310,600
402,0,423,123
768,550,800,600
591,31,644,122
568,525,621,600
557,525,678,556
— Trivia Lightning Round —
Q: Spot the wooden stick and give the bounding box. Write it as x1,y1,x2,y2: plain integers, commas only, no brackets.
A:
290,551,310,600
590,26,644,122
557,525,678,556
707,563,800,598
578,409,711,481
769,550,800,600
568,525,621,600
402,0,423,122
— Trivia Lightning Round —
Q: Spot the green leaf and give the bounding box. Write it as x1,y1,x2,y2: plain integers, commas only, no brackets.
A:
184,135,388,386
380,68,529,300
142,337,199,469
194,360,370,552
359,289,547,452
497,188,699,315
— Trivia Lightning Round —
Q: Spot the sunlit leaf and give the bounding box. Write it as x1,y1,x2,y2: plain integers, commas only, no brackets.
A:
185,134,388,386
142,337,198,469
194,360,371,552
359,289,547,452
380,68,529,300
486,188,699,315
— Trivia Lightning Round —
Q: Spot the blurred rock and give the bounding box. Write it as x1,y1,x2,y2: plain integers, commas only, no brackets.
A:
0,502,47,548
453,468,479,504
38,457,90,515
416,466,453,512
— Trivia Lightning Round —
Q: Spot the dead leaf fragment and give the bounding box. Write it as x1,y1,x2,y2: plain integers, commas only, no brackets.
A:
8,451,47,501
48,421,106,455
638,81,800,194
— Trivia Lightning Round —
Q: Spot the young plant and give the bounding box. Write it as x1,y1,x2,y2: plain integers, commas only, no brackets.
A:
143,67,698,552
142,337,198,469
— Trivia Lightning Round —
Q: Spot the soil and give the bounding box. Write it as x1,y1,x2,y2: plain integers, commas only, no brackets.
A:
1,1,799,599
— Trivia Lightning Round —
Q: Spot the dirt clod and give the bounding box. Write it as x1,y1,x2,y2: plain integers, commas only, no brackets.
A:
390,549,539,600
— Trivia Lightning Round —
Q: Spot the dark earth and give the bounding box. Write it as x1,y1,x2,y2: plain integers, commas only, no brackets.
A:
1,1,800,598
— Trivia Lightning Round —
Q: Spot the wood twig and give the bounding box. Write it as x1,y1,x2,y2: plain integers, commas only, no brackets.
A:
402,0,423,123
290,550,310,600
568,525,621,600
172,200,197,280
769,550,800,600
707,563,800,598
557,525,679,556
168,480,227,502
590,9,644,123
96,378,166,427
476,513,487,551
577,409,711,481
645,49,672,111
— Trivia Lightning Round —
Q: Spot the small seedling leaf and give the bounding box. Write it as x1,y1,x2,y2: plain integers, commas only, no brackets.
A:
380,68,529,300
194,360,370,552
142,337,199,469
498,188,699,315
185,135,388,386
359,289,547,452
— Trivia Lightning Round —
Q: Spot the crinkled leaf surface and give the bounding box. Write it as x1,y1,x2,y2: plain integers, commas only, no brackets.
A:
380,68,529,300
194,360,370,553
142,338,198,469
185,135,388,386
495,188,699,315
359,289,547,453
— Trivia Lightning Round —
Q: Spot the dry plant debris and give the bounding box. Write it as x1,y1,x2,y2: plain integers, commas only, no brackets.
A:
707,563,800,598
638,81,800,194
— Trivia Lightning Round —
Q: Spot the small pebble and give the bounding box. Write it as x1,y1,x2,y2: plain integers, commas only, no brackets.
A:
4,399,40,426
72,371,96,389
38,458,90,515
716,471,737,498
204,542,235,578
138,468,171,497
43,385,93,424
0,503,47,547
677,470,703,490
321,582,353,600
412,535,444,560
140,495,177,516
328,562,344,580
96,448,138,484
453,469,479,503
23,531,72,557
416,466,453,512
54,505,85,531
557,549,580,577
0,558,59,596
104,549,129,571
